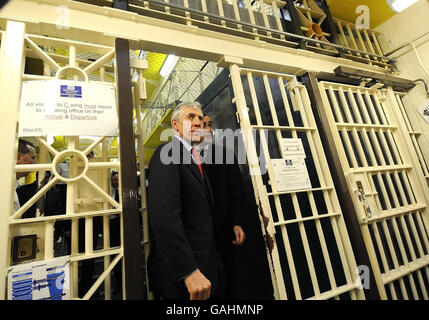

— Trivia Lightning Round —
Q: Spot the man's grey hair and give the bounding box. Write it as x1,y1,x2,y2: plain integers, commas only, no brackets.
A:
171,101,202,123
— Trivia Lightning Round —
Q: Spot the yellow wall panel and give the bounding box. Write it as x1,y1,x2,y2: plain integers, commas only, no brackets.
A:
327,0,396,28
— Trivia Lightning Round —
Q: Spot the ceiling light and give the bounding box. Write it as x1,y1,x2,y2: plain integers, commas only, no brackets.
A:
387,0,418,12
159,55,178,78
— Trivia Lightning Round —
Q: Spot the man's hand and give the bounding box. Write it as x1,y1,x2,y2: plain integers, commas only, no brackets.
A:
184,269,211,300
232,225,246,245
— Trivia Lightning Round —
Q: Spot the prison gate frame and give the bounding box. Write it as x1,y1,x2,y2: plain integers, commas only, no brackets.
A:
0,20,149,300
302,72,381,300
228,63,365,300
1,0,429,300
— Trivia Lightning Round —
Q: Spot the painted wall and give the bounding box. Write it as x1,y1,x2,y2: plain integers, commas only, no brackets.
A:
376,0,429,174
327,0,396,28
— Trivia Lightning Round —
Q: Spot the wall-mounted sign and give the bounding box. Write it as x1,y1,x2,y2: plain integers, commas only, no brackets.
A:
8,256,70,300
18,80,118,137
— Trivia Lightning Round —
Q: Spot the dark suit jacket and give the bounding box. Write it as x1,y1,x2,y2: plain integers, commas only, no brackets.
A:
203,142,245,252
147,136,224,299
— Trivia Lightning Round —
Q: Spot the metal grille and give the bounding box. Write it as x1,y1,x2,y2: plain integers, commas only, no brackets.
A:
318,81,429,299
141,57,221,141
229,64,364,300
393,93,429,186
4,29,133,300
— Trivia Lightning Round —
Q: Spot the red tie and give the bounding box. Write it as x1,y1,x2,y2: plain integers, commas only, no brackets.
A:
191,148,204,178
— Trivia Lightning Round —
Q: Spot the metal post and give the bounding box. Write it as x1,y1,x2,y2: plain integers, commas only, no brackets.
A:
115,38,145,299
320,0,341,45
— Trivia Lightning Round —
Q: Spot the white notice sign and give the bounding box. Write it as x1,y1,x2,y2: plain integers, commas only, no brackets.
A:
271,158,311,192
281,138,306,158
8,256,70,300
18,80,118,137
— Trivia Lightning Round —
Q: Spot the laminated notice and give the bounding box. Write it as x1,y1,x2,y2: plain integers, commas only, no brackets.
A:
18,80,118,137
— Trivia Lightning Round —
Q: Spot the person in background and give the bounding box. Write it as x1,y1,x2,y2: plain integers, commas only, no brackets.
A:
15,139,37,213
199,115,246,299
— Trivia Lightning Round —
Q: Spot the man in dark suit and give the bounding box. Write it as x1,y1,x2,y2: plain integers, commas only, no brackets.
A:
147,101,225,300
200,115,246,299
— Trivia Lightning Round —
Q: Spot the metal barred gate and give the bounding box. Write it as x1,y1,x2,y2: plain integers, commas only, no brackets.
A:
314,80,429,299
229,64,365,300
0,20,148,300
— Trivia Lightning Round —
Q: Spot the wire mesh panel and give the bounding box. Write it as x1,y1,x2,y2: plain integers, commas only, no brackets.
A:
3,30,145,300
229,64,364,300
318,81,429,300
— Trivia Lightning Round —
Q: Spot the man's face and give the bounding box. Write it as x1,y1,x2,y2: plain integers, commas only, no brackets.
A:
172,106,204,145
111,174,119,189
17,146,36,179
201,115,213,143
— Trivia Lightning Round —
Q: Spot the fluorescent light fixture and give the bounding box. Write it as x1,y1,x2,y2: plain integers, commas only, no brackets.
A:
159,55,178,78
387,0,418,12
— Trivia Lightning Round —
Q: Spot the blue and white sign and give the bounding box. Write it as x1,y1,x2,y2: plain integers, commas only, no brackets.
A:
60,84,82,98
8,256,70,300
18,80,118,137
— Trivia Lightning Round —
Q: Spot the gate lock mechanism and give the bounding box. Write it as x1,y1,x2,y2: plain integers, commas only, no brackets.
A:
356,181,372,220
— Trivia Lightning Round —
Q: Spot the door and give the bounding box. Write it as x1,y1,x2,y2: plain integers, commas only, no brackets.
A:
316,80,429,299
228,64,365,300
